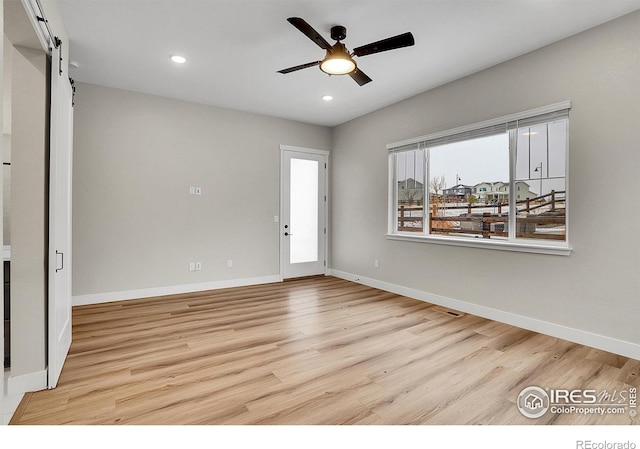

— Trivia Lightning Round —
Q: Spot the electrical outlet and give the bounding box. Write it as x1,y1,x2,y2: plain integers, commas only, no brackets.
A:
195,187,202,195
374,259,379,268
227,259,233,268
195,262,202,271
189,186,195,195
189,262,195,271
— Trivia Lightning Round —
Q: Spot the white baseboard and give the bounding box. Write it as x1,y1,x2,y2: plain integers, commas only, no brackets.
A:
7,369,47,396
73,275,283,306
329,269,640,361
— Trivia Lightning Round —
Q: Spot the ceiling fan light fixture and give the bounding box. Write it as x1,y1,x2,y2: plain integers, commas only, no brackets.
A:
320,53,356,75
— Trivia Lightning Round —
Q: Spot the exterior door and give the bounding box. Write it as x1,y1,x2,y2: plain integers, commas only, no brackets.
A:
48,44,73,388
281,146,328,279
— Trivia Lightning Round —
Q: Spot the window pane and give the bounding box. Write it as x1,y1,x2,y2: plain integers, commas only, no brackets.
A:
290,158,318,263
515,120,567,241
548,120,567,178
396,149,424,232
428,134,509,240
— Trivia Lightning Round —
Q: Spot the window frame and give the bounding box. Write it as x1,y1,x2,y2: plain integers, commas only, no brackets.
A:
387,101,571,256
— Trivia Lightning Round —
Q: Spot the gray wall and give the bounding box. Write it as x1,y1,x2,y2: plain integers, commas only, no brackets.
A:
2,30,9,245
9,45,47,377
330,12,640,347
1,0,4,416
72,83,331,297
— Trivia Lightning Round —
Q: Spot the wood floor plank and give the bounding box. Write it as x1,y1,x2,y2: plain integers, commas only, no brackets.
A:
9,276,640,425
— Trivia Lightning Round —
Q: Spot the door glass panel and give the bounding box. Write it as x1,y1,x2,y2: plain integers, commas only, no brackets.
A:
290,158,319,264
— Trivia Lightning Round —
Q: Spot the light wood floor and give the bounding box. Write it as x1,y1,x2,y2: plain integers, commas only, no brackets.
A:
10,276,640,425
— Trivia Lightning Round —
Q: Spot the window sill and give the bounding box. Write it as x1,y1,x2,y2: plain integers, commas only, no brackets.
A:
386,233,572,256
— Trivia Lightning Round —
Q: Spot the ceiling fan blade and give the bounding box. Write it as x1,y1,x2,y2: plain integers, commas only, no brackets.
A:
349,68,372,86
277,61,321,74
287,17,332,50
352,32,415,57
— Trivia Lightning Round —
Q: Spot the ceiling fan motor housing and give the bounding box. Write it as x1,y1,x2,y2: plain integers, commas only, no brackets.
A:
331,25,347,41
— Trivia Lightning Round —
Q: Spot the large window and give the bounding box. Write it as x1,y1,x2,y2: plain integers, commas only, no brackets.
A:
388,102,570,254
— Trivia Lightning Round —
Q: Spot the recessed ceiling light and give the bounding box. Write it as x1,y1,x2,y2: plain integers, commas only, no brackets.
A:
170,54,187,64
321,95,333,101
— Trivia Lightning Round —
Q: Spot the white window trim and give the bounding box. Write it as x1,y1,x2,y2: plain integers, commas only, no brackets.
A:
387,101,572,256
386,233,571,256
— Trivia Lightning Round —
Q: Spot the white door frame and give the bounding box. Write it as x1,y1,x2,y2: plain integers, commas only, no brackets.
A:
279,145,329,279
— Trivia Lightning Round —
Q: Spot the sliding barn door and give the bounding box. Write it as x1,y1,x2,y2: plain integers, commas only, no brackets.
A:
48,44,73,388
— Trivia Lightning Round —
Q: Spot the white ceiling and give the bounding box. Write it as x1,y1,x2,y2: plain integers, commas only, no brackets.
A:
56,0,640,127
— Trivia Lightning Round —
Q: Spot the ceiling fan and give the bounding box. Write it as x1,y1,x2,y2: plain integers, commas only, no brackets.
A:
277,17,415,86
